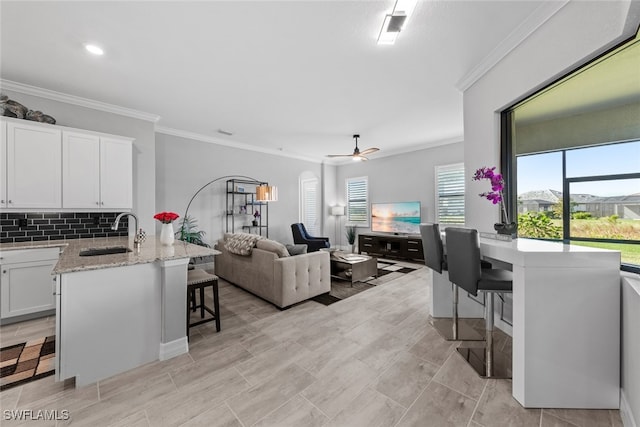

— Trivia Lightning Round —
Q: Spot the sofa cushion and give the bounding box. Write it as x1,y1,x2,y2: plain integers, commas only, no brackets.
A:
256,239,290,258
225,233,264,256
286,244,308,256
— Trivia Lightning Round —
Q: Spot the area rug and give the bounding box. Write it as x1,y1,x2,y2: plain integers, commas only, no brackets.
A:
312,259,419,306
0,336,55,391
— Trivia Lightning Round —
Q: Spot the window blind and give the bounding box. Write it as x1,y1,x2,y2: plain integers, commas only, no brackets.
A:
346,176,368,225
300,178,319,235
436,164,465,224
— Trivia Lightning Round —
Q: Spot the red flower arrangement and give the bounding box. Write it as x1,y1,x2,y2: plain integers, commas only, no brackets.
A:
154,211,180,224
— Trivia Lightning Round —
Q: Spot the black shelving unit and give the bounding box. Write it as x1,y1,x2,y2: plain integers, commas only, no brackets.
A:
226,179,269,237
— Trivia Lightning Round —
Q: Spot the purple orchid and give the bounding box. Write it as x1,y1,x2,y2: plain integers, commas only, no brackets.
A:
473,166,509,222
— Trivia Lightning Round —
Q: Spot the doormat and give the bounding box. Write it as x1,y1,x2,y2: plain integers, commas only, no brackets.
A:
0,336,55,391
312,260,419,306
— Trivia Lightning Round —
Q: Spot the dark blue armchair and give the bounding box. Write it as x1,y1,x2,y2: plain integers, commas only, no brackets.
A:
291,223,330,252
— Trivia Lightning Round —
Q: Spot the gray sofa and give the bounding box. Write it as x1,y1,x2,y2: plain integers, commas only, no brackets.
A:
214,234,331,308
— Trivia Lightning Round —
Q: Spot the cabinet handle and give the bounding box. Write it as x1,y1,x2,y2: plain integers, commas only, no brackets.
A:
7,200,12,204
2,270,6,274
96,202,100,205
1,200,4,203
101,202,104,205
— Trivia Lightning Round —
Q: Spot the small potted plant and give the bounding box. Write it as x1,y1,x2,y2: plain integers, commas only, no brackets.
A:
252,210,260,226
473,166,516,235
176,215,210,247
346,225,357,253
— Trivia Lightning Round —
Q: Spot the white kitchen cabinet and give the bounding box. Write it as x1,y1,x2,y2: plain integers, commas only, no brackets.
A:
1,248,60,320
0,117,133,211
62,132,132,210
62,131,100,209
6,121,62,209
98,137,132,209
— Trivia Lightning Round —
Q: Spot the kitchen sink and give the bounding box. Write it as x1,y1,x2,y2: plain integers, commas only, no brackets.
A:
79,246,132,256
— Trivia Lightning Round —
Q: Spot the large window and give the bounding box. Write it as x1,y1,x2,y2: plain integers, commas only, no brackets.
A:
505,30,640,271
435,163,465,225
346,176,369,226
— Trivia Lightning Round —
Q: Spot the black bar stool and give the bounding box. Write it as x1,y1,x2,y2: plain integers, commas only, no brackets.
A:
187,269,220,338
420,223,485,341
445,227,512,378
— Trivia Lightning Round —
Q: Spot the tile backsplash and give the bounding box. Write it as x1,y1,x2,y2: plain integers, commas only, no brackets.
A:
0,212,128,244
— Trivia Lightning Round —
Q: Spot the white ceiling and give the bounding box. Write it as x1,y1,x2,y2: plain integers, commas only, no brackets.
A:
1,1,556,162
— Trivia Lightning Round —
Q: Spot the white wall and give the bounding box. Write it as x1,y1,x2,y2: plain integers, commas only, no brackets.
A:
334,142,464,247
1,89,157,233
622,275,640,427
155,132,323,245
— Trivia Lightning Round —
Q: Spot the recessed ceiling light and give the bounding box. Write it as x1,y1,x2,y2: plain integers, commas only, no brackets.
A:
84,44,104,56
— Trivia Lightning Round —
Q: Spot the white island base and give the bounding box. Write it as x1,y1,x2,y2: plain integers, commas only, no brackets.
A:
56,258,189,387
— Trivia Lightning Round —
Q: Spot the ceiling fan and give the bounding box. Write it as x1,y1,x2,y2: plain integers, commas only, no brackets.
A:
327,135,379,161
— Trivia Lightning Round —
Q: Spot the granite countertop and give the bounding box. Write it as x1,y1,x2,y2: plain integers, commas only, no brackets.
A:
0,237,220,274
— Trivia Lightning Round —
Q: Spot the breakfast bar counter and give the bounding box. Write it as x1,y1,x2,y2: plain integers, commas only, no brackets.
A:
431,236,621,408
479,238,620,409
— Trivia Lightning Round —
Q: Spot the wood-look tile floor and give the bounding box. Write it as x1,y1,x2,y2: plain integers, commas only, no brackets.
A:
0,263,623,427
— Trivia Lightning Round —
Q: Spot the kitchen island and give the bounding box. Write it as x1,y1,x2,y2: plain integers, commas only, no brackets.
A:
2,236,219,387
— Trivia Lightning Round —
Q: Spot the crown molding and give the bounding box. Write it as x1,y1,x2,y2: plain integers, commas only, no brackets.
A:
0,79,161,123
155,126,322,164
456,0,569,92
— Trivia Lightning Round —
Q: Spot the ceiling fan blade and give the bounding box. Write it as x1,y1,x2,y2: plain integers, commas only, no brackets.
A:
326,154,353,158
359,147,379,156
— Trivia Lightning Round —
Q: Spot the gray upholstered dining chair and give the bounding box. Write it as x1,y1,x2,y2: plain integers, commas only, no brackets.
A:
445,227,513,378
420,223,486,341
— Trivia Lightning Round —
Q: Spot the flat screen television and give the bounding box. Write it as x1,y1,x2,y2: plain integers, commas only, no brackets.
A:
371,201,421,234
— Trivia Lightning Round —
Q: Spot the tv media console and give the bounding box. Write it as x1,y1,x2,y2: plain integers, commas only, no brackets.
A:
358,233,424,261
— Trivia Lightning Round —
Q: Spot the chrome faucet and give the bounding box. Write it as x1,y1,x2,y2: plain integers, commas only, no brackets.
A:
112,213,143,247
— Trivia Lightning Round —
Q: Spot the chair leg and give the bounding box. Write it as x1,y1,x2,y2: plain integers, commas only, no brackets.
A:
199,286,205,318
485,292,495,378
431,283,484,342
456,291,511,379
213,278,220,332
452,283,459,340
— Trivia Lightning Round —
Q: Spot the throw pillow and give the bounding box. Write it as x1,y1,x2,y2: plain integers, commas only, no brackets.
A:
286,244,308,256
256,239,290,258
225,233,265,256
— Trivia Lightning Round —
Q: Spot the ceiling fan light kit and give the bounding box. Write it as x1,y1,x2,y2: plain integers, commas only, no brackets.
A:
327,134,379,162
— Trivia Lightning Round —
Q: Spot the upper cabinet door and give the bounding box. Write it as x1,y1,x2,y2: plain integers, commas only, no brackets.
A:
62,131,101,209
0,121,6,208
100,137,132,210
6,122,62,209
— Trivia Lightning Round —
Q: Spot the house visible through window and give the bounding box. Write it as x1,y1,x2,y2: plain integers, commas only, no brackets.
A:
435,163,465,225
516,141,640,267
300,177,319,235
346,176,369,226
